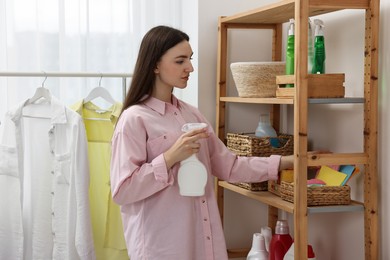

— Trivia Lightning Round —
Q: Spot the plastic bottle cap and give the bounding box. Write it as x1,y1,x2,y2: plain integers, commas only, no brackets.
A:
275,220,290,234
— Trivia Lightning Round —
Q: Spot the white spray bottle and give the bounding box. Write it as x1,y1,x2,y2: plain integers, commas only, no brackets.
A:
178,123,208,196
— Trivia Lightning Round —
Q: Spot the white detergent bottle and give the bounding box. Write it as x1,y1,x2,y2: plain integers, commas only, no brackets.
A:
247,233,269,260
178,123,208,196
261,226,272,252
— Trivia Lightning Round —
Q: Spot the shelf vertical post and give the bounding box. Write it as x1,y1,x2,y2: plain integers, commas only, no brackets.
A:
363,0,379,259
294,0,309,259
215,17,228,222
269,22,284,231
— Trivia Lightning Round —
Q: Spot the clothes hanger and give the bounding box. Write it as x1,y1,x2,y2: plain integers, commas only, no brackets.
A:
26,74,52,105
84,75,116,105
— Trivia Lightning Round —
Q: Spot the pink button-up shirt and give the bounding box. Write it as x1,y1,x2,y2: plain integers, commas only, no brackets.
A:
110,95,280,260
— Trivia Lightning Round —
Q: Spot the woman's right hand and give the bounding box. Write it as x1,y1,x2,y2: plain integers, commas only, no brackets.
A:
163,127,209,169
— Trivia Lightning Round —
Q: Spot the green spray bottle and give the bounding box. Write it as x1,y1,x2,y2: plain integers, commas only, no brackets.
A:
308,18,314,73
312,19,325,74
285,19,295,88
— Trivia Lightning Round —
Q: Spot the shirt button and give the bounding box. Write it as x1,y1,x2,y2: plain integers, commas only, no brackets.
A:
51,212,55,216
50,150,54,154
202,200,206,203
174,112,177,115
51,192,54,195
51,171,54,175
52,232,55,236
206,236,211,240
203,218,207,221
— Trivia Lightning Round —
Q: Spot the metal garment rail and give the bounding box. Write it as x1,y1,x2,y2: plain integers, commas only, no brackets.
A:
0,71,133,99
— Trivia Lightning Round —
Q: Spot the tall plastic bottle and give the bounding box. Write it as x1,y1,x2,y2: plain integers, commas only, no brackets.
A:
247,233,269,260
285,19,295,88
269,220,293,260
311,19,326,74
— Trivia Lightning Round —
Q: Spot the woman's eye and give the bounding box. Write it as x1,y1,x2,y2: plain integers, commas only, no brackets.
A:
176,60,184,64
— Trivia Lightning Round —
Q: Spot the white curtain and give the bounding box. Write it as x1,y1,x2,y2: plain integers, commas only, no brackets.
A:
0,0,186,119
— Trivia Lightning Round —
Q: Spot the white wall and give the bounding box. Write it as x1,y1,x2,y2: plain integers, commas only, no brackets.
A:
378,0,390,259
174,1,199,107
197,0,389,259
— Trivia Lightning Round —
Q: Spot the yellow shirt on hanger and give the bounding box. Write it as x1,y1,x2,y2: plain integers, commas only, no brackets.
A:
72,100,129,260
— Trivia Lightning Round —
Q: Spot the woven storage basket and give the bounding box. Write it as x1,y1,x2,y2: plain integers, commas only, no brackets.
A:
280,181,351,206
230,62,286,98
227,133,293,157
227,133,294,191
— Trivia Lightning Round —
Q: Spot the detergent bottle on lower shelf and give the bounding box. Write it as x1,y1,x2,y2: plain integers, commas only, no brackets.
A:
269,219,293,260
247,233,269,260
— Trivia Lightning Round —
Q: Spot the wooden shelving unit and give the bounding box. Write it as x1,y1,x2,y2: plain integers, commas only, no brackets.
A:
215,0,379,259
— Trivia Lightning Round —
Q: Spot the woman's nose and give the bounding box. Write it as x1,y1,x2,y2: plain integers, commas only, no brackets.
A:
186,62,194,72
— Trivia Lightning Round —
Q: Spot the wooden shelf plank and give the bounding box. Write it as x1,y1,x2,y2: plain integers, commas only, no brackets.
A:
307,152,369,166
219,181,294,213
220,96,364,105
221,0,369,24
220,96,293,104
220,181,365,214
308,97,365,104
308,201,364,214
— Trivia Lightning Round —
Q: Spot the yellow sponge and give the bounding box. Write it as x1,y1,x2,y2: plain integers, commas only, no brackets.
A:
280,169,294,183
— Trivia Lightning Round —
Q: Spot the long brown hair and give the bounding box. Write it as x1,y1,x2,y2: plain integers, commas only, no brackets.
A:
121,25,190,115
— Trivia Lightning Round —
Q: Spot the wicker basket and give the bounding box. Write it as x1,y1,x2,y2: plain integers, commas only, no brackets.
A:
280,181,351,206
230,62,286,98
227,133,294,191
227,133,293,157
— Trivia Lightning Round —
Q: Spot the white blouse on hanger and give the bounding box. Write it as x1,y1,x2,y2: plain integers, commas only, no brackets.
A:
0,96,95,260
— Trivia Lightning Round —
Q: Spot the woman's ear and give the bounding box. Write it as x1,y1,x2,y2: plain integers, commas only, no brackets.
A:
154,62,160,74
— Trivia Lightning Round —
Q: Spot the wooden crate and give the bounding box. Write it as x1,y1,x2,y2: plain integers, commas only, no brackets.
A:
275,74,345,98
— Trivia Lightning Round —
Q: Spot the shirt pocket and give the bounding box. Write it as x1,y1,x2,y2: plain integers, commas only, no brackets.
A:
0,145,18,178
53,153,71,185
147,132,178,157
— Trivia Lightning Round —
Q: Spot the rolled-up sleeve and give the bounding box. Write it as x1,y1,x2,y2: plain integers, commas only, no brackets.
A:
202,128,281,183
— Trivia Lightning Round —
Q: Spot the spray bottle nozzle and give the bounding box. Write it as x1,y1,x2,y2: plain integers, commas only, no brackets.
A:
313,19,325,36
313,19,324,27
288,18,295,36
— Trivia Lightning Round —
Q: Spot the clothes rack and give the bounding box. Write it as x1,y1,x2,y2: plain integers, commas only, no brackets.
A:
0,71,133,99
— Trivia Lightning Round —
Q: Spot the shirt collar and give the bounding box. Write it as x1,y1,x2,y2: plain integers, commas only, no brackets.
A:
143,95,179,115
72,99,122,120
10,96,68,125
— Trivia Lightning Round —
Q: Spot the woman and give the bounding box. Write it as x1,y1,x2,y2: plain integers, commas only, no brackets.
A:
110,25,293,260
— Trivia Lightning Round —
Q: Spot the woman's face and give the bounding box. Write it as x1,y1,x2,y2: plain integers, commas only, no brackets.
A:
154,40,194,90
